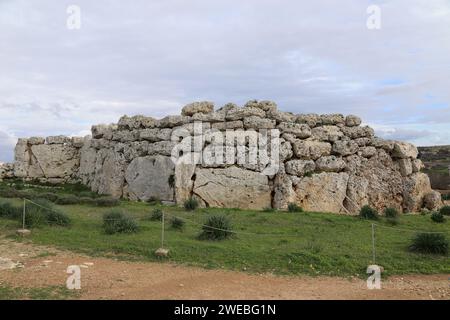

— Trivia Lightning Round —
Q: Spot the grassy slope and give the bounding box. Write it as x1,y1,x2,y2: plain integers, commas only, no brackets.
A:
1,197,449,277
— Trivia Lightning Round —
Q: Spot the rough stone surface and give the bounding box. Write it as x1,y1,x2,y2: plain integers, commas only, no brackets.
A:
423,191,443,211
125,156,175,201
181,101,214,116
193,166,271,209
4,100,438,214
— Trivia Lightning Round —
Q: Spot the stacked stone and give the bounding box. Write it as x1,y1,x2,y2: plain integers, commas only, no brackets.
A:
0,163,14,180
12,135,84,184
6,100,442,214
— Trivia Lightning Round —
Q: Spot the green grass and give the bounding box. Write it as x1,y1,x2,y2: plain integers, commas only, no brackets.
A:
0,196,449,277
0,285,79,300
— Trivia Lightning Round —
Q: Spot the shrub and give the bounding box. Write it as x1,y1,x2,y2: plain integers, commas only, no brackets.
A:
170,217,185,230
39,193,59,202
184,197,199,211
384,207,399,218
77,191,96,198
55,195,80,205
287,203,303,213
198,215,233,241
102,210,138,234
95,197,120,207
359,205,379,220
441,194,450,201
0,201,21,219
79,197,95,205
150,208,163,221
409,233,448,255
262,207,275,212
386,217,399,226
25,199,71,227
440,206,450,216
147,196,161,205
0,189,23,199
431,212,445,223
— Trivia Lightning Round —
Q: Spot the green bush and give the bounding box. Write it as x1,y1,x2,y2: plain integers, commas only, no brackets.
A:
0,201,21,219
79,197,95,205
409,233,448,255
170,217,185,230
384,207,399,218
147,196,161,205
184,198,199,211
95,197,120,207
262,207,275,212
25,199,71,227
55,195,80,205
359,205,379,220
102,210,139,234
441,194,450,201
287,203,303,213
198,215,233,241
440,206,450,216
431,212,445,223
39,193,59,202
150,208,163,221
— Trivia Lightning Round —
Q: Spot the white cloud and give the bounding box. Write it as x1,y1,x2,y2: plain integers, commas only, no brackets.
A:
0,0,449,162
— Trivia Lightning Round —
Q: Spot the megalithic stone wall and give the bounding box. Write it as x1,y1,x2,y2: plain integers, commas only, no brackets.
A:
1,100,443,214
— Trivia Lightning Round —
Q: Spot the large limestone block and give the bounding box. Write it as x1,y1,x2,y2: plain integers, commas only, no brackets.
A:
293,172,350,213
341,126,374,139
392,141,418,159
125,156,175,201
423,191,443,211
320,114,345,125
244,100,278,112
397,158,413,176
78,141,97,185
272,172,296,209
311,126,343,142
403,173,433,212
315,155,346,172
118,115,157,129
293,140,332,160
296,114,321,127
181,101,214,116
332,140,359,156
277,123,311,139
345,175,369,213
30,144,79,178
91,149,126,198
140,128,172,142
345,115,361,127
174,155,199,205
46,135,71,145
225,107,266,121
192,166,271,209
266,109,296,123
285,160,316,176
243,116,276,129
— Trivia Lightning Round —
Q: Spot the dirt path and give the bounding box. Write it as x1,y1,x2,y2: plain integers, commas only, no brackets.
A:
0,240,448,300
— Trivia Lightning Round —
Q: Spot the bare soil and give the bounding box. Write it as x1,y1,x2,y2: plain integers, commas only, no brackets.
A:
0,239,448,300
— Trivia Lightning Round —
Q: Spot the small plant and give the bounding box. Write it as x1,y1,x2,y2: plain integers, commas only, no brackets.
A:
441,194,450,201
95,197,120,207
440,205,450,216
359,205,379,220
102,210,138,234
55,195,80,205
198,215,233,241
287,203,303,213
262,207,275,212
431,212,445,223
384,207,399,218
147,196,161,205
40,193,59,202
25,199,71,227
409,233,448,255
184,197,199,211
0,201,21,219
168,174,175,189
170,217,185,230
150,208,163,221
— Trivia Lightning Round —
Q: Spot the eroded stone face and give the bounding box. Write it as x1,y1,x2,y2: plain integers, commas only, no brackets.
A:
125,156,175,201
6,101,439,214
192,166,271,209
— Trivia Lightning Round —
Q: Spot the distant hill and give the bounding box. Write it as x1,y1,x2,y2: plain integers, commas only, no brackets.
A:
418,145,450,190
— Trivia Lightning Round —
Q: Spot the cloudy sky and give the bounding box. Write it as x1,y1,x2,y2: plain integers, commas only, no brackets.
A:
1,0,449,162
